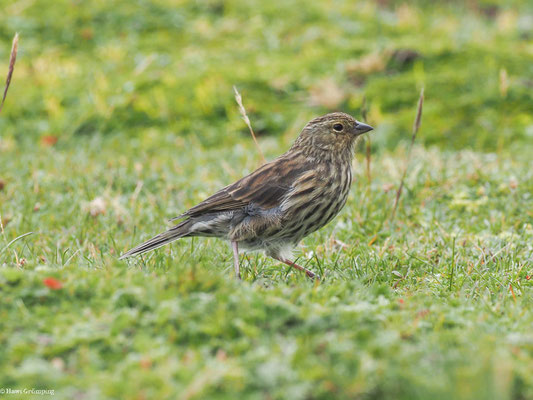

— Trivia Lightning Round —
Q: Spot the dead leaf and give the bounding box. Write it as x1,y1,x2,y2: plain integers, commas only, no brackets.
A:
309,78,346,109
346,53,386,76
382,183,395,192
87,197,106,217
51,357,65,371
1,215,11,227
81,28,94,40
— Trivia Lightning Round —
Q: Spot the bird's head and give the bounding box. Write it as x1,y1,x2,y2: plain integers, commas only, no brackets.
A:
292,112,373,160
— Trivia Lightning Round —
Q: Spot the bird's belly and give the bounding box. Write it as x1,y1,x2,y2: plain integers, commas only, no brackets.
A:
237,194,348,259
239,188,349,254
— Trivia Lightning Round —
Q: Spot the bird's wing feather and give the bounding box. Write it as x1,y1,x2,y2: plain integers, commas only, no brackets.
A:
173,156,312,219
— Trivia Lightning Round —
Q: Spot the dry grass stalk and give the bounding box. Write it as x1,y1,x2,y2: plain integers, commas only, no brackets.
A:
233,85,266,164
361,96,371,183
0,33,19,247
390,87,424,221
0,214,6,244
0,33,19,115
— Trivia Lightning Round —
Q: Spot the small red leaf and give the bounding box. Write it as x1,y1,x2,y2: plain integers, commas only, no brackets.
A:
43,277,63,290
41,135,58,147
139,358,152,370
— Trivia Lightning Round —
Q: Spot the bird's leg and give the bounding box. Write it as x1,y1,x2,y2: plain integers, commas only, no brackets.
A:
275,257,319,280
231,241,241,279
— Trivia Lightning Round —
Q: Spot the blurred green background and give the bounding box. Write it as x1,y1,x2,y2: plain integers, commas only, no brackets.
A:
1,0,532,399
1,0,532,150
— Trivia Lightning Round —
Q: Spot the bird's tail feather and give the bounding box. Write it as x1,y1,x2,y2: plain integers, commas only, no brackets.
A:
119,220,191,259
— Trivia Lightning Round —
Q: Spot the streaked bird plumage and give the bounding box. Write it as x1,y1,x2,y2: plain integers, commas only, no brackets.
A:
120,112,373,279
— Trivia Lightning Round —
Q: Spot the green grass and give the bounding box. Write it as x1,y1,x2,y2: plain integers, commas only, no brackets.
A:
1,0,533,399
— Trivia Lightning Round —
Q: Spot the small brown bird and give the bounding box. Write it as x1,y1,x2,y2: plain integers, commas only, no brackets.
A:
120,112,373,279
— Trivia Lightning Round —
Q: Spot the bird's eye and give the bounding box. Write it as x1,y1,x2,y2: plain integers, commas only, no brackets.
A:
333,123,344,132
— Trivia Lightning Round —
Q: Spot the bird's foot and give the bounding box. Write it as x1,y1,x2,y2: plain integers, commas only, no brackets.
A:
276,258,320,281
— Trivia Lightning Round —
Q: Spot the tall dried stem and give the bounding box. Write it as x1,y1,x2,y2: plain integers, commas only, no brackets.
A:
390,88,424,221
0,33,19,115
233,86,266,164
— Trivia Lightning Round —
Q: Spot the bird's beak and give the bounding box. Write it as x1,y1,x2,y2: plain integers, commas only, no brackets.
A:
355,122,374,135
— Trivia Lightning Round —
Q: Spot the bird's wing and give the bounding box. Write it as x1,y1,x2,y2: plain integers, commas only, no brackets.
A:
172,156,312,220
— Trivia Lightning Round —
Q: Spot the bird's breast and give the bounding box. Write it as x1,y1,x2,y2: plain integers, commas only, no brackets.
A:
279,161,352,234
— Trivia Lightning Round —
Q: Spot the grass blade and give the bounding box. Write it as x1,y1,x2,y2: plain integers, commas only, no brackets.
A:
449,236,456,291
0,231,33,255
